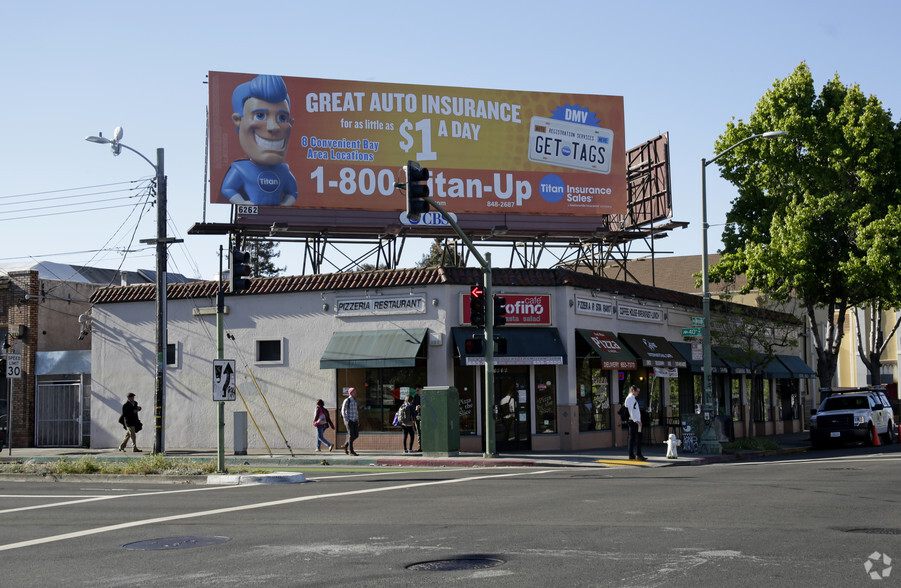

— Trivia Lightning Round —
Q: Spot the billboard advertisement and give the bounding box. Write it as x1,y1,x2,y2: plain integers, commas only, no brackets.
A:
209,72,626,222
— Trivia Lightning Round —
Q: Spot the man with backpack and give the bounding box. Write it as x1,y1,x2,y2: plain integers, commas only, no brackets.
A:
625,385,647,461
398,394,416,453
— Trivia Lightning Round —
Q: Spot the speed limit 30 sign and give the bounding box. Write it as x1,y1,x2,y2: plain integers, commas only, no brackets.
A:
6,354,22,379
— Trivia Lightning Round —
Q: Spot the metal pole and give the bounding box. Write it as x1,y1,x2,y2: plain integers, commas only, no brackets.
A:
217,245,225,472
697,131,787,454
483,256,496,457
154,148,167,455
699,156,719,454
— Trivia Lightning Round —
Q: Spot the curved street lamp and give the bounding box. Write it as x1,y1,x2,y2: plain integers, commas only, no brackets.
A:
86,128,178,455
700,130,788,454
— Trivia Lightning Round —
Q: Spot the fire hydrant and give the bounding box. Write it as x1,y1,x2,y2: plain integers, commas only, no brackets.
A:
665,433,681,459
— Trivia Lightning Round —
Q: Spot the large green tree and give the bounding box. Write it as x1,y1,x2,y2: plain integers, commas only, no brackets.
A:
709,62,901,388
246,238,285,277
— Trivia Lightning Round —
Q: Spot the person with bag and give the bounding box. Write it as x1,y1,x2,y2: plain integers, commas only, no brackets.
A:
398,394,416,453
313,399,335,452
117,392,143,453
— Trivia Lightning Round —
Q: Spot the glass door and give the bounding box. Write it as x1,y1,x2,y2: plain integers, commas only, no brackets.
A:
494,366,531,452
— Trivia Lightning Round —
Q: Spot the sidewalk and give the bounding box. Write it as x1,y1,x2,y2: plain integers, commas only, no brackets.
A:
0,432,812,469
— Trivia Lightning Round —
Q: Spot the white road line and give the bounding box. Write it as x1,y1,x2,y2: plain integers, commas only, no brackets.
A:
0,469,554,552
0,467,472,515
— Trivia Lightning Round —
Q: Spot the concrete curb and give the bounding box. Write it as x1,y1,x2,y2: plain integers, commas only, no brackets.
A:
207,471,307,485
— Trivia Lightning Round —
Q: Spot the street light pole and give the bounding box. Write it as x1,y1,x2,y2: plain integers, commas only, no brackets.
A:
86,129,181,455
700,130,787,455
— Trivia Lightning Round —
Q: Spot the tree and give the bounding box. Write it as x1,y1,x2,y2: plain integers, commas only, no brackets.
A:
246,238,285,278
709,62,901,389
417,238,468,268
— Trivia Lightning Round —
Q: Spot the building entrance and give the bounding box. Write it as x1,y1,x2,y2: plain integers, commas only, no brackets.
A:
494,366,530,452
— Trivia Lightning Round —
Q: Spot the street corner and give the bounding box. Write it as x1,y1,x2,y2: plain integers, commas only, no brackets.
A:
207,471,307,485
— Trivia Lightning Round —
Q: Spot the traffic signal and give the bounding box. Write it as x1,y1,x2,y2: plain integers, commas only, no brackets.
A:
229,248,251,293
469,285,485,327
493,335,507,355
404,160,430,222
464,337,483,354
493,295,507,327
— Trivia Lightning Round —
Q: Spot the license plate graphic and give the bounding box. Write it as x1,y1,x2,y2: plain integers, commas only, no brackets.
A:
528,116,614,174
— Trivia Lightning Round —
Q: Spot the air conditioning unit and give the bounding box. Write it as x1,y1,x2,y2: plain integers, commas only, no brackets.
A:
10,324,26,339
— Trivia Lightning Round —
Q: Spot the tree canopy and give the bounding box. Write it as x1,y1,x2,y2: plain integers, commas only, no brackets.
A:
709,62,901,387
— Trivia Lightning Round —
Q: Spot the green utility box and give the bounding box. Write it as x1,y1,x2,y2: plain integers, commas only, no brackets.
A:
421,386,460,457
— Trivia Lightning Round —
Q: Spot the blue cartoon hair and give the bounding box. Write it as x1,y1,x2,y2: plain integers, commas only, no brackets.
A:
232,75,291,130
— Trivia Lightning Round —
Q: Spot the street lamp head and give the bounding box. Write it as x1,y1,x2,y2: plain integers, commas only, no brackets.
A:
759,130,788,139
85,134,110,144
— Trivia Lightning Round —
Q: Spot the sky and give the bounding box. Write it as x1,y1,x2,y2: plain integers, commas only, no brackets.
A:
2,0,899,282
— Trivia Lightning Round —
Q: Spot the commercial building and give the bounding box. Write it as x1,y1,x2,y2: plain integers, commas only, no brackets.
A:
90,266,813,452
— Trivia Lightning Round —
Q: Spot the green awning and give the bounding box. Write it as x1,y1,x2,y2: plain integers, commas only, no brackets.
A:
320,328,428,369
713,346,753,374
618,333,687,369
452,327,567,366
670,341,728,374
576,329,637,370
776,354,816,379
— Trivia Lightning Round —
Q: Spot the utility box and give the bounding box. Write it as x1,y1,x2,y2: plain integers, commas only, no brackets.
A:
421,386,460,457
234,411,248,455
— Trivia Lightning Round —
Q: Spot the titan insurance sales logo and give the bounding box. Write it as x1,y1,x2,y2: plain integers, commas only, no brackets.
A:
864,551,892,580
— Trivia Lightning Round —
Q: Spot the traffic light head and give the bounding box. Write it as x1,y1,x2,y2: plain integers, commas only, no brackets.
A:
493,295,507,327
469,284,485,328
229,248,251,293
405,160,430,222
464,338,483,354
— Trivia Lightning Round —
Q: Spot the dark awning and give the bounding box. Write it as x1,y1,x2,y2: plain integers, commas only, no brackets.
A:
761,354,793,379
320,328,427,369
713,347,753,374
576,329,637,370
452,327,566,366
670,341,728,374
618,333,687,368
776,354,817,379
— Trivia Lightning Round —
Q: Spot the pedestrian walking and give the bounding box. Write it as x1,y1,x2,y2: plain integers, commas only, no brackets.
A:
398,394,416,453
625,385,646,461
412,386,422,452
313,399,335,452
117,393,143,453
341,387,360,456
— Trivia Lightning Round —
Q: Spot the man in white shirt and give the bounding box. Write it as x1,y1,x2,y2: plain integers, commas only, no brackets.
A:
625,385,646,461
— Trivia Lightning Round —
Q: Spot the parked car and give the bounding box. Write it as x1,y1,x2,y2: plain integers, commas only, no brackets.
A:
810,388,896,448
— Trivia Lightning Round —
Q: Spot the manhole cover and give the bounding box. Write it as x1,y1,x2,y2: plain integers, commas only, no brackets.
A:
406,557,505,571
123,536,231,550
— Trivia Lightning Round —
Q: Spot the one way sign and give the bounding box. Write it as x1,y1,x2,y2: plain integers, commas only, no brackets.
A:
213,359,237,401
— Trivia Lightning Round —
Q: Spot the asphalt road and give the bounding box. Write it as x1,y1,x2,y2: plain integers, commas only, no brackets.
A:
1,446,900,587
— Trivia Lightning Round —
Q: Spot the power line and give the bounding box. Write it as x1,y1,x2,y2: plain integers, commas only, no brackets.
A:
0,180,147,200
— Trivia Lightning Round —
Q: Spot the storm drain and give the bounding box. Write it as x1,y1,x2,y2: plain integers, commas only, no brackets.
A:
406,557,505,571
122,536,231,550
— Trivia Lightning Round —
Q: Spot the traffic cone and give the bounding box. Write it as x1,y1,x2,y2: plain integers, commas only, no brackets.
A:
872,425,882,446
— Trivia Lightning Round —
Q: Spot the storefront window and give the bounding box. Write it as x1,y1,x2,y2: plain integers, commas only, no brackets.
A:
533,365,558,434
648,374,665,426
731,378,742,422
335,363,426,432
454,364,478,436
752,378,771,422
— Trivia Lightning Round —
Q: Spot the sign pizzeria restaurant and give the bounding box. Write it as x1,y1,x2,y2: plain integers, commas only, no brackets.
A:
336,296,427,316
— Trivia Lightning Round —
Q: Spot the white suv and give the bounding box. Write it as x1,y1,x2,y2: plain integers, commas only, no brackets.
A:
810,388,896,448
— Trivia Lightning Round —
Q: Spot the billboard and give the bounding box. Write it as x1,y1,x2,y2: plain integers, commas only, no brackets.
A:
209,72,626,224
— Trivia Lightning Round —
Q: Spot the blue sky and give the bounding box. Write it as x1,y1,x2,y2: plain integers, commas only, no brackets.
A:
1,0,899,281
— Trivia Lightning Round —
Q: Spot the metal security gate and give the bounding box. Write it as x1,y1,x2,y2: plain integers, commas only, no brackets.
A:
35,381,81,447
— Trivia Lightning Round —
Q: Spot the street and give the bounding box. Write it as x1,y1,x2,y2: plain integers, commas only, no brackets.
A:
1,447,900,587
